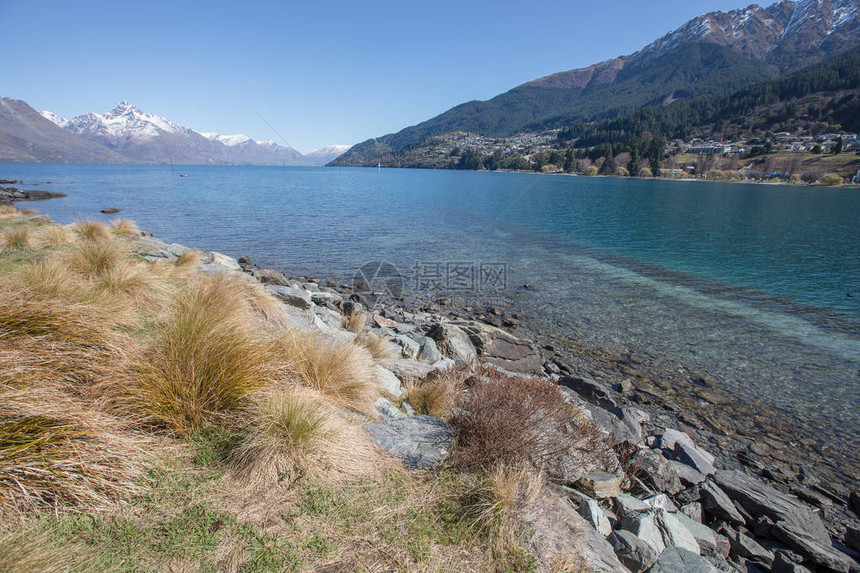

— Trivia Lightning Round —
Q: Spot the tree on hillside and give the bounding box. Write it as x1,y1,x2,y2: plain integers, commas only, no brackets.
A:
834,137,843,154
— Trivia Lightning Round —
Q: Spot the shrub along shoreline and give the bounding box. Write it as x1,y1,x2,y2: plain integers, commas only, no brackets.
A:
1,205,858,572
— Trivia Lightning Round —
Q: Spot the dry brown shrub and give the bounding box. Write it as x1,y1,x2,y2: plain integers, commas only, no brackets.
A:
450,365,615,476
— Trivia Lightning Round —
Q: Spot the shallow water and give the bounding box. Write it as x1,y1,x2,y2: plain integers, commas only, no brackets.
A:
6,163,859,478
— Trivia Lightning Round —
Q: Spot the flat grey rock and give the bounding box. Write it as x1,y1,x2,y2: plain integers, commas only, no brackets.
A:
726,530,774,566
632,448,683,494
266,285,313,310
674,512,723,558
559,375,617,411
673,440,717,476
375,397,406,421
364,415,452,470
700,480,745,525
771,520,854,573
609,529,659,573
374,365,404,399
660,429,716,466
647,547,719,573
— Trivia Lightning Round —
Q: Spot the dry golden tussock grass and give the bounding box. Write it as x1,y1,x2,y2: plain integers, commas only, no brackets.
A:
341,309,366,334
0,528,94,572
405,365,468,418
271,330,376,412
72,219,111,241
1,227,30,249
109,218,140,236
95,259,170,311
354,331,396,360
175,249,201,267
128,276,275,434
60,237,128,277
0,205,22,219
0,386,147,515
229,388,338,488
32,224,73,248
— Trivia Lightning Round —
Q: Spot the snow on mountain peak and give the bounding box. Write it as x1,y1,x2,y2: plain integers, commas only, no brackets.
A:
40,110,69,128
201,132,280,147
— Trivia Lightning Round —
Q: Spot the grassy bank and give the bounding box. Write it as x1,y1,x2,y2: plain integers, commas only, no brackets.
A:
0,206,607,571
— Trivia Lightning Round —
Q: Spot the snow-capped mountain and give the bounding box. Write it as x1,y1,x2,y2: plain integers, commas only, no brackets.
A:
40,102,306,165
632,0,860,71
304,144,352,165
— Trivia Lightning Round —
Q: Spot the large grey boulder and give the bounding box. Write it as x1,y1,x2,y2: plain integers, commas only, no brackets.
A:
647,547,719,572
571,491,613,537
657,510,701,554
428,323,477,364
266,285,313,310
379,358,437,380
558,375,617,411
771,520,855,573
375,397,406,421
674,512,724,558
608,529,659,572
392,334,420,359
374,365,404,399
699,480,745,525
725,530,774,567
453,321,542,374
661,430,715,464
669,460,707,486
622,509,667,555
364,415,452,470
672,441,717,476
415,336,442,364
631,448,683,494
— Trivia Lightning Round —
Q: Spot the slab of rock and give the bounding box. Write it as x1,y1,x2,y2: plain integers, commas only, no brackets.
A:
415,336,442,364
373,314,397,329
700,480,745,525
726,530,774,567
558,375,617,411
771,550,814,573
679,502,703,522
771,520,854,573
669,459,707,486
266,285,313,310
608,529,658,572
647,547,719,573
845,526,860,553
392,334,420,359
673,441,717,476
572,491,613,537
657,510,701,554
660,429,716,466
455,322,542,374
615,494,650,519
644,493,678,512
379,358,436,380
621,508,667,555
675,512,723,558
576,472,622,499
713,470,830,543
375,397,406,421
523,492,628,572
631,448,683,495
364,415,452,470
428,323,477,365
374,365,404,399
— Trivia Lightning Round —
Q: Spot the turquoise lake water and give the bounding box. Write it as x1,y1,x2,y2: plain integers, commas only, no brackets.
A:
4,163,859,468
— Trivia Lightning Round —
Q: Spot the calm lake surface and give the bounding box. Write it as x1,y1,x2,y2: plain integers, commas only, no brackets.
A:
5,164,859,478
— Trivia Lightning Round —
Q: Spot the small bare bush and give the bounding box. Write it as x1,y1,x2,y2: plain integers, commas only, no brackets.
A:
450,366,614,475
272,331,375,411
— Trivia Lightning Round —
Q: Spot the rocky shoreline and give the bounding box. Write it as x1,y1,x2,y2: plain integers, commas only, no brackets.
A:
123,226,860,572
0,179,66,205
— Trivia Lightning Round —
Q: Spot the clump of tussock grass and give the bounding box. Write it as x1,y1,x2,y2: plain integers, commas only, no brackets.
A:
0,288,130,391
271,330,376,412
354,331,396,360
405,365,466,418
230,389,337,487
456,463,544,570
129,276,275,434
0,528,94,572
61,238,128,277
95,259,168,311
175,249,201,267
72,219,111,241
109,218,139,236
1,227,30,249
32,224,73,248
341,310,366,334
0,386,146,514
0,205,23,220
218,273,286,328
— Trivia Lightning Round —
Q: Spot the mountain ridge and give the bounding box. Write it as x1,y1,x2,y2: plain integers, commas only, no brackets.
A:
332,0,860,167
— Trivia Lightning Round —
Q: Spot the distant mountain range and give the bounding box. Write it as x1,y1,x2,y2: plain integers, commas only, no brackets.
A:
333,0,860,167
0,99,350,165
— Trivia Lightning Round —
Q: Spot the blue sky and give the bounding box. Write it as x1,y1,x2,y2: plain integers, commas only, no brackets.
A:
2,0,756,153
